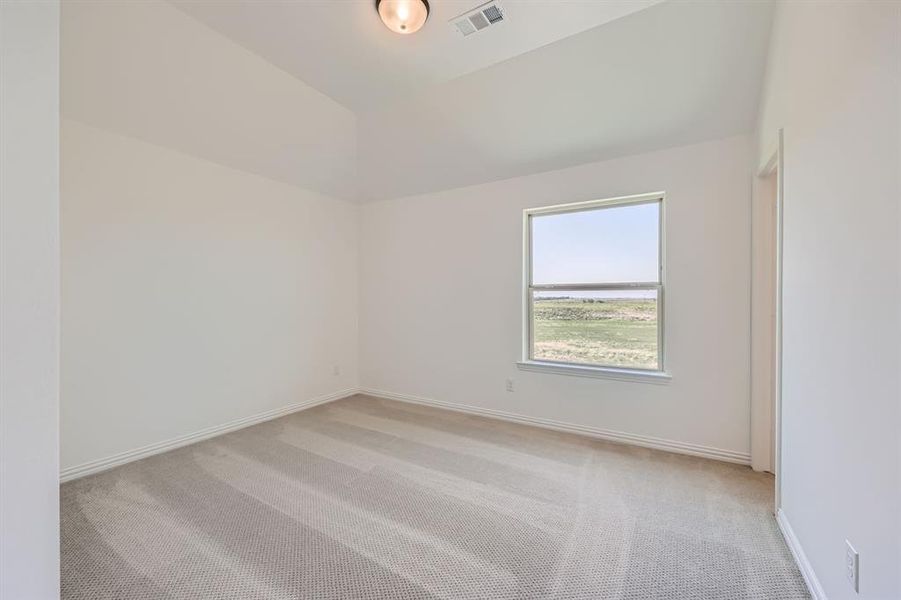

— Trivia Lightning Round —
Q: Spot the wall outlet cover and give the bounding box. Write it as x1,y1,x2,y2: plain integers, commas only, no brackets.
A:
845,539,859,593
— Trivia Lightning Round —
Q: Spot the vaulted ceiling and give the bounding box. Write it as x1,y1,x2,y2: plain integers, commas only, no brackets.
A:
356,0,775,200
170,0,665,112
63,0,775,202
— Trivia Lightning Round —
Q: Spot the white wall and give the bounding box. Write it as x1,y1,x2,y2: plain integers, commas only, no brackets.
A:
359,135,754,459
61,120,359,472
756,2,901,599
0,1,61,598
60,0,362,474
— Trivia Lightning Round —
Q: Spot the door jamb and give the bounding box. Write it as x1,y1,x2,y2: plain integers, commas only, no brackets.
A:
757,129,784,510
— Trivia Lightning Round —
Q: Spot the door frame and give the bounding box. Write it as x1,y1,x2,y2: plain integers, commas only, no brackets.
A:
755,129,784,509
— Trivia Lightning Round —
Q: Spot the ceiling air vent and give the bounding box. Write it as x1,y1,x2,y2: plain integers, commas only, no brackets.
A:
451,1,506,37
482,5,503,24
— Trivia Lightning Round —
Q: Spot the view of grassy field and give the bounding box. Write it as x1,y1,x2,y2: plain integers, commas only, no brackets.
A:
532,297,658,369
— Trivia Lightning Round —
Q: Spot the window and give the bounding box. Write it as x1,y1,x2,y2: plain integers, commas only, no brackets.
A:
521,193,666,378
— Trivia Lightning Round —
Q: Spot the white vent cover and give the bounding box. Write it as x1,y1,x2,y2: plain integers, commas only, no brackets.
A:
450,1,506,37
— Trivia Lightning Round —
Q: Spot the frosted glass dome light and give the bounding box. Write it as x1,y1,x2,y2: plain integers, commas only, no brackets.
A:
377,0,430,35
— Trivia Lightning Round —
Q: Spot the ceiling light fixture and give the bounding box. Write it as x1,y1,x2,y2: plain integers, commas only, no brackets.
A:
376,0,430,35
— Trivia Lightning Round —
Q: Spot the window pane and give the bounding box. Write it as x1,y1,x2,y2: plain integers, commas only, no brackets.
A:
532,289,658,370
532,201,659,285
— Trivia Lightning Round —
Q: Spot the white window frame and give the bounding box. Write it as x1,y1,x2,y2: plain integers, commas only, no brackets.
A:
517,192,671,383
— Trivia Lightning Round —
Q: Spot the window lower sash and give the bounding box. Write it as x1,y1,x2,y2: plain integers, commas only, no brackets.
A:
526,284,664,373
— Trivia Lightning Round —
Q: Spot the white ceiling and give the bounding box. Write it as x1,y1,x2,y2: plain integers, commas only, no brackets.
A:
170,0,664,112
65,0,775,202
357,0,775,200
63,0,358,200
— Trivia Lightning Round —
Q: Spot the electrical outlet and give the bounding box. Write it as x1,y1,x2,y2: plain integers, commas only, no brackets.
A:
332,365,340,376
845,540,859,593
505,378,514,392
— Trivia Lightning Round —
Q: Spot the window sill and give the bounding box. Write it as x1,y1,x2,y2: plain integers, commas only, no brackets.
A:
516,361,672,384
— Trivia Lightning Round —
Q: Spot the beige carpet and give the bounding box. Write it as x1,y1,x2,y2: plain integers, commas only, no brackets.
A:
61,394,808,599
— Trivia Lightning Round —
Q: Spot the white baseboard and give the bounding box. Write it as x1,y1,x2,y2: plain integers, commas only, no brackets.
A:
59,388,360,483
777,508,827,600
360,388,751,465
62,385,753,482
